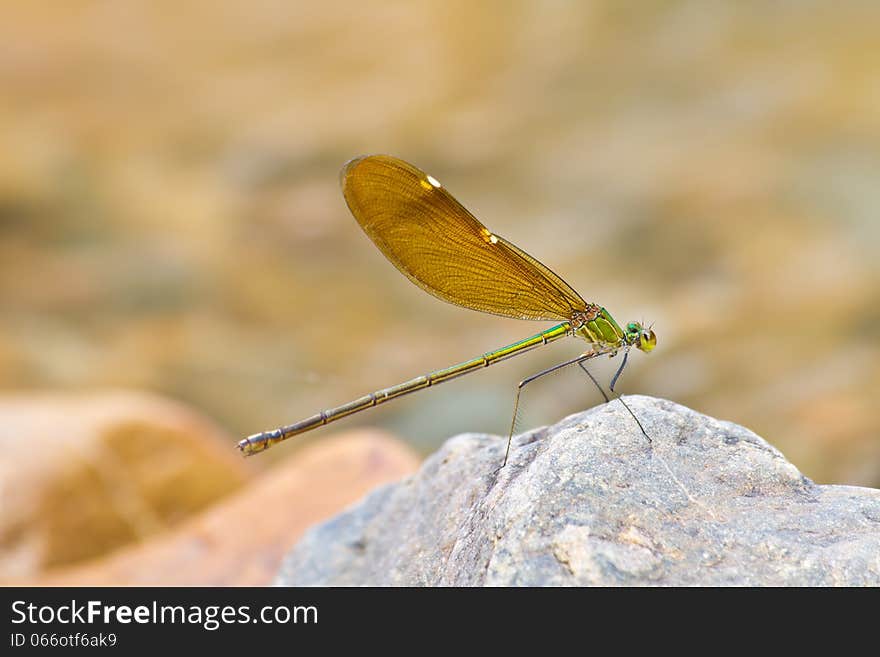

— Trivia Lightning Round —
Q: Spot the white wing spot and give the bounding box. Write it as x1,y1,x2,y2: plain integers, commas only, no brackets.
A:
480,228,499,244
426,175,441,188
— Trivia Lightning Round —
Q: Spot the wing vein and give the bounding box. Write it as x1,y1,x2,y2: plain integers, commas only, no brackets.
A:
341,155,588,322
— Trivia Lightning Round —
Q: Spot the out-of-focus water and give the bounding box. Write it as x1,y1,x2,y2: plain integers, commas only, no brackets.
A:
1,1,878,484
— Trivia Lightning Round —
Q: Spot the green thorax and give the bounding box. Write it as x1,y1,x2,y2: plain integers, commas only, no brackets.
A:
574,307,626,347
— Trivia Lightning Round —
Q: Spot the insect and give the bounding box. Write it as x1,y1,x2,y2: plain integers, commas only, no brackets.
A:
239,155,656,466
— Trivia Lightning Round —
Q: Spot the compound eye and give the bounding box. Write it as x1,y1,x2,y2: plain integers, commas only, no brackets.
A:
639,330,657,352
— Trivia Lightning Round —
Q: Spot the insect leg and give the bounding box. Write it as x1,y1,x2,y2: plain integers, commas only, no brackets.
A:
580,349,652,445
502,351,602,467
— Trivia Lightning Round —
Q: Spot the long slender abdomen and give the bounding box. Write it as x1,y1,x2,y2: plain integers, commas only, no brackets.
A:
237,322,572,455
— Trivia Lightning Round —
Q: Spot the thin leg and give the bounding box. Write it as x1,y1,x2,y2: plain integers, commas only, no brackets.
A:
610,350,629,392
578,349,652,445
578,360,609,403
502,351,601,467
616,395,652,444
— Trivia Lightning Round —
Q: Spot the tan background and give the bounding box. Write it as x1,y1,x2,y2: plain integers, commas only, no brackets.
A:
2,0,878,494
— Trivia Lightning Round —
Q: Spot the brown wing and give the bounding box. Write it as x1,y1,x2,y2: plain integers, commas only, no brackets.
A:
340,155,587,322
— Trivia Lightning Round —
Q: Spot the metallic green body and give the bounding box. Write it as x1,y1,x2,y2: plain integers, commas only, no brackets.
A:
575,307,626,346
238,314,633,456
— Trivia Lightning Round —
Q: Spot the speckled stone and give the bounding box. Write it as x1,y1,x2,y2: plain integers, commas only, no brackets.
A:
276,396,880,586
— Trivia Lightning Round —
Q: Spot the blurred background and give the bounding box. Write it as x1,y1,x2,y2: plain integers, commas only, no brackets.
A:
1,1,878,582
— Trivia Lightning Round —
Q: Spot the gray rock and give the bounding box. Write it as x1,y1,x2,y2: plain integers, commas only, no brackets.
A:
276,396,880,586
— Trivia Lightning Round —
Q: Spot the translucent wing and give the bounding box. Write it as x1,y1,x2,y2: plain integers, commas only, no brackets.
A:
341,155,587,322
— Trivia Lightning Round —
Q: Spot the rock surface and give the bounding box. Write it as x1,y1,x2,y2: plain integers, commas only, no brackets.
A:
27,430,419,586
277,396,880,586
0,391,250,579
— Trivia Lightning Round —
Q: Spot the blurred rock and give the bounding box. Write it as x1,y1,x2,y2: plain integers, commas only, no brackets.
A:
278,396,880,586
30,431,419,586
0,391,250,580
